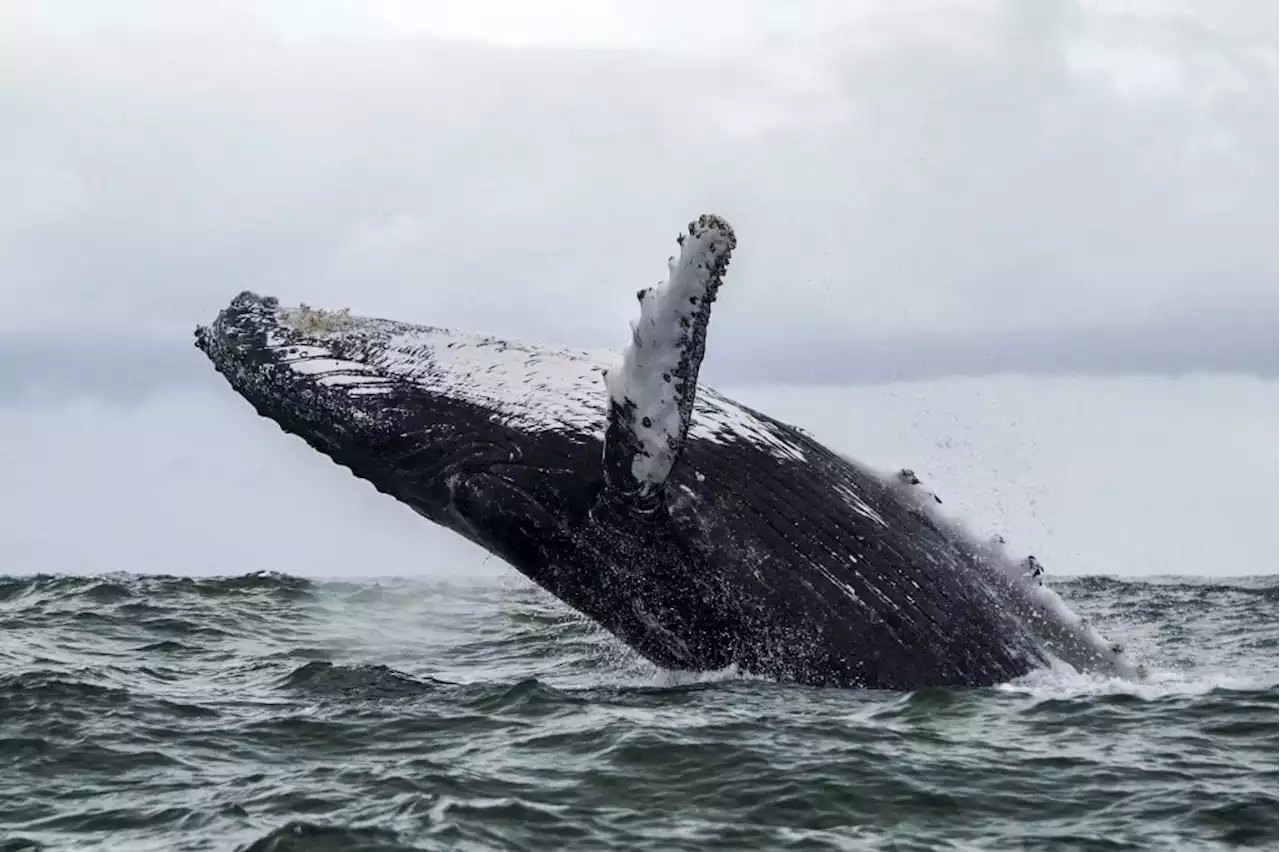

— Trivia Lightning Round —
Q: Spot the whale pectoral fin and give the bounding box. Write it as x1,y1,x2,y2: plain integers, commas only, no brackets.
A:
601,214,736,512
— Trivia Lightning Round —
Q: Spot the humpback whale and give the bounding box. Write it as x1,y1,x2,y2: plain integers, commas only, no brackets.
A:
194,214,1139,689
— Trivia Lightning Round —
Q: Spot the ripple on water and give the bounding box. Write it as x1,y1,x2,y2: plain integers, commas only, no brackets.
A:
280,662,441,700
0,572,1273,851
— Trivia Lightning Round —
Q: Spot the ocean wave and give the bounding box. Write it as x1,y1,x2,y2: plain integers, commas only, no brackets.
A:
459,678,584,716
1054,574,1277,597
0,571,1274,851
0,571,316,607
280,662,441,699
0,670,131,705
238,820,417,852
1002,665,1280,701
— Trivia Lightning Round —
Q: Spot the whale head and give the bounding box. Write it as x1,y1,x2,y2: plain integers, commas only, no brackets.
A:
194,290,606,536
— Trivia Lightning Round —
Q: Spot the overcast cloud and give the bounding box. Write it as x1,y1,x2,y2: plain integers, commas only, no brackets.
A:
4,375,1274,577
1,2,1275,580
1,0,1275,398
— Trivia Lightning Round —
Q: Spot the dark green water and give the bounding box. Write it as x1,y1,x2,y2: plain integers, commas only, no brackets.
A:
1,572,1275,851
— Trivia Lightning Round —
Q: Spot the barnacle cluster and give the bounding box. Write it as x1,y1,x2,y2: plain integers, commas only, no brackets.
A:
282,303,354,335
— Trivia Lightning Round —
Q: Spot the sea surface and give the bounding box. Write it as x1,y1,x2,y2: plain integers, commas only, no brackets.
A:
1,572,1275,852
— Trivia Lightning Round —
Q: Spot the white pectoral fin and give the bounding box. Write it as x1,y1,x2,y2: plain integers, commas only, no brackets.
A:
602,215,736,507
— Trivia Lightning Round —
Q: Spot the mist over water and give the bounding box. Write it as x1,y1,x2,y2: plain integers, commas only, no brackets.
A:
4,375,1275,583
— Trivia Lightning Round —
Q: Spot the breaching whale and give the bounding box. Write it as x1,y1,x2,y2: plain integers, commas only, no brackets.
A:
194,214,1139,689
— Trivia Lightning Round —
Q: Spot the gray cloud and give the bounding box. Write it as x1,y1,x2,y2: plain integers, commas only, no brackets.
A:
718,306,1279,386
1,1,1274,401
1,303,1274,405
0,329,205,404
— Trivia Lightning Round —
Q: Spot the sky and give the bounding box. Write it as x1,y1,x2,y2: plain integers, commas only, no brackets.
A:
1,375,1274,578
0,1,1275,578
1,0,1276,395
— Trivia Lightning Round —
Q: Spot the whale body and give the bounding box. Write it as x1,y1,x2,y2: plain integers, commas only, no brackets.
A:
194,215,1138,689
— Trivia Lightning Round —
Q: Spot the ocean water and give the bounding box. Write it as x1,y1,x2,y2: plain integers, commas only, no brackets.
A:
1,571,1275,851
